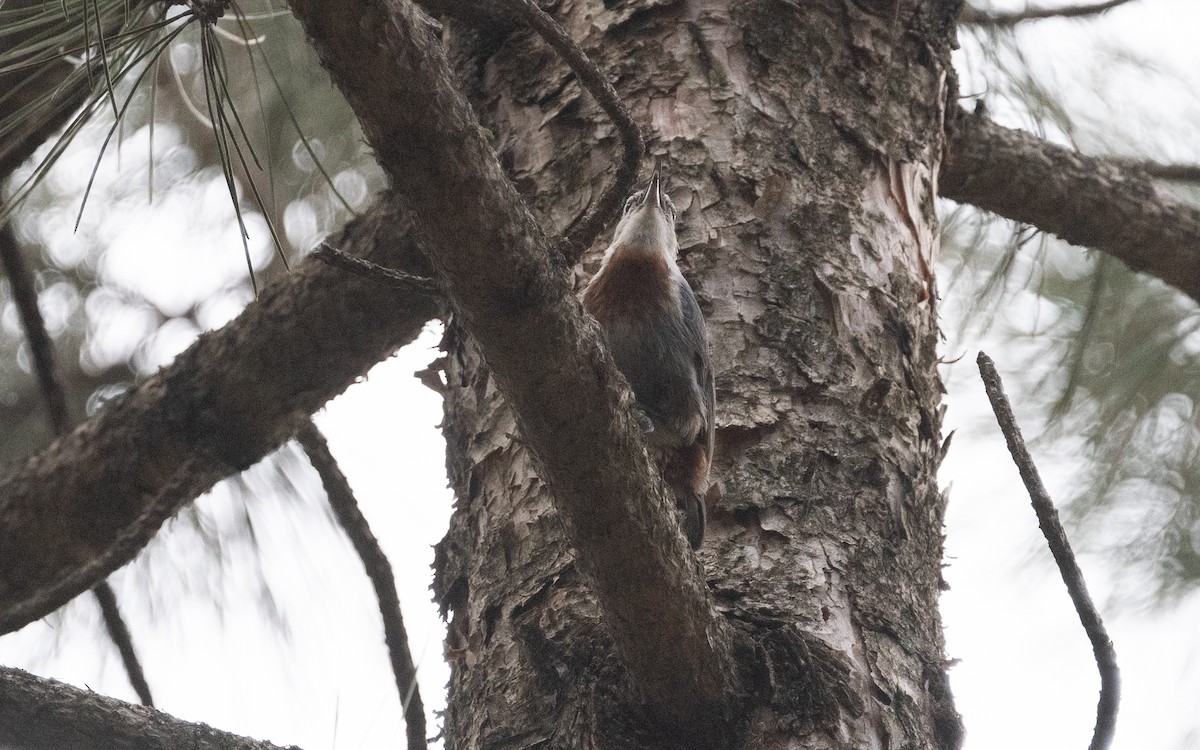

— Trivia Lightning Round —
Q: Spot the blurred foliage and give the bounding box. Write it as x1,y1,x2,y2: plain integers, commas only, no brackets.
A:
0,1,383,617
949,2,1200,606
1,1,384,462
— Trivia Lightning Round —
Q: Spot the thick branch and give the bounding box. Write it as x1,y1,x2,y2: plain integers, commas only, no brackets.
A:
977,352,1120,750
959,0,1133,26
285,0,736,735
0,666,301,750
0,197,442,631
941,109,1200,305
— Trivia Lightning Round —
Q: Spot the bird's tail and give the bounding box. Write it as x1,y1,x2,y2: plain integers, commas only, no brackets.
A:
672,487,706,550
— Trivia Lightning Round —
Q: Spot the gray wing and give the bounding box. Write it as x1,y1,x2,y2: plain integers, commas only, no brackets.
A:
678,276,715,454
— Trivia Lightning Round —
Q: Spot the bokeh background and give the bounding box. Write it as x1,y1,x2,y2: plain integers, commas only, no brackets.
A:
2,1,1199,747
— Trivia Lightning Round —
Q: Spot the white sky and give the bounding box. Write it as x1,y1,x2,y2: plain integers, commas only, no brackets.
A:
3,1,1200,748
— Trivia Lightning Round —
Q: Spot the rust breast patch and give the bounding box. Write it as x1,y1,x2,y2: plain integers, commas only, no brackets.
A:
582,246,675,323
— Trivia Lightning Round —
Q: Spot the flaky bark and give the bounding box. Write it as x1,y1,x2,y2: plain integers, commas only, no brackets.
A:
0,667,300,750
941,109,1200,305
433,0,960,747
0,198,440,630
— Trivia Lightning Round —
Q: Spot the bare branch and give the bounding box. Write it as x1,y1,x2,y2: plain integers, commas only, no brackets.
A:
0,666,302,750
0,197,442,631
0,219,154,705
92,581,155,707
977,352,1120,750
284,0,736,737
295,420,427,750
959,0,1134,27
940,109,1200,306
312,241,440,292
494,0,643,260
1110,158,1200,184
0,220,70,436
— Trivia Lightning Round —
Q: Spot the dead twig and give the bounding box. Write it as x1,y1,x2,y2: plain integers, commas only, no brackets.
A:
294,420,427,750
495,0,643,261
312,241,440,294
92,580,155,707
977,351,1119,750
0,218,154,706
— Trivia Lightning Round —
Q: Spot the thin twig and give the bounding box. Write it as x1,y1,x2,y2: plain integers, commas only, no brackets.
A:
92,581,155,706
294,420,427,750
312,242,440,294
0,218,155,706
495,0,643,262
0,221,69,435
960,0,1134,26
977,352,1120,750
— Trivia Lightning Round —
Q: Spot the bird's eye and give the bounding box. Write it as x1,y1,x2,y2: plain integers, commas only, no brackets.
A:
623,193,640,214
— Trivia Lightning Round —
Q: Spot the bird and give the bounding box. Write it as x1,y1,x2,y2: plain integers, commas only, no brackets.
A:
582,167,715,549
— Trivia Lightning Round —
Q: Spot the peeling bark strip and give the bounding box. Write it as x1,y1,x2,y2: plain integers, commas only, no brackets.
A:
285,0,739,736
0,666,302,750
0,199,441,628
941,109,1200,305
433,0,961,747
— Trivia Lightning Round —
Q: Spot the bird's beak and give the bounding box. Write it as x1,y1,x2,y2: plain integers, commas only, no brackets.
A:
641,166,664,211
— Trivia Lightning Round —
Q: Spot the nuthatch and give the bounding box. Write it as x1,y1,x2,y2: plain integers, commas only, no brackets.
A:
582,168,714,549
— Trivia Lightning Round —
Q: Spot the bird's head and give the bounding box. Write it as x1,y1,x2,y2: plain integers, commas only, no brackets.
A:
609,167,678,260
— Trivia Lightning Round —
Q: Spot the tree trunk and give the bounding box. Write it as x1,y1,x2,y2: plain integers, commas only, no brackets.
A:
433,0,962,748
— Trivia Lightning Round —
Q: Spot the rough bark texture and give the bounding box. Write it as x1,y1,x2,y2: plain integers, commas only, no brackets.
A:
941,108,1200,306
0,667,300,750
433,0,961,748
0,198,440,629
286,0,738,738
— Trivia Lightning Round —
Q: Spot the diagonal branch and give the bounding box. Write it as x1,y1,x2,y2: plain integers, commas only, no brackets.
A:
295,420,427,750
284,0,736,738
977,352,1120,750
940,108,1200,306
959,0,1134,26
0,666,303,750
91,579,155,707
0,196,443,633
0,218,154,707
494,0,643,259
